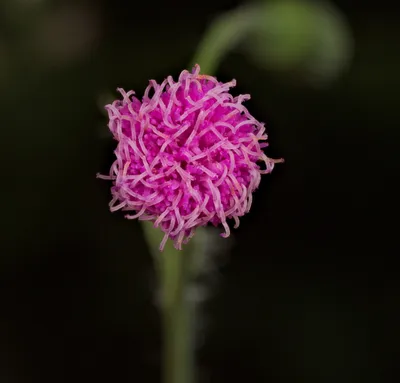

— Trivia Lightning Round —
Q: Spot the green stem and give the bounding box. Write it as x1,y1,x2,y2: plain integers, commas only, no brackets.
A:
142,222,207,383
190,5,258,74
162,248,194,383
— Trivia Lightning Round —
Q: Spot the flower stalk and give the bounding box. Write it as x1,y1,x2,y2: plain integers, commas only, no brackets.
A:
143,222,210,383
160,245,194,383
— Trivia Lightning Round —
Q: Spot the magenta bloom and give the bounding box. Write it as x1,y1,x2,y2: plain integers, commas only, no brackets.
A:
98,65,282,250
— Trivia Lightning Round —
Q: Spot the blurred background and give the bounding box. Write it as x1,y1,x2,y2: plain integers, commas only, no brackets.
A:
0,0,398,382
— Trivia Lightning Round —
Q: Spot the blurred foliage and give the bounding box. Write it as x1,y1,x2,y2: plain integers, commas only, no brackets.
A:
194,0,353,86
244,0,353,85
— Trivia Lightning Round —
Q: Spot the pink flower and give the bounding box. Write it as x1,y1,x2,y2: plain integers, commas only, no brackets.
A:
98,65,282,250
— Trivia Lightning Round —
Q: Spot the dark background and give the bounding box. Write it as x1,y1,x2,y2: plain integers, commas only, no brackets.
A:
0,0,398,382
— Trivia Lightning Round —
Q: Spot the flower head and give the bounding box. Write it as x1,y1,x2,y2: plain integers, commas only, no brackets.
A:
98,65,282,250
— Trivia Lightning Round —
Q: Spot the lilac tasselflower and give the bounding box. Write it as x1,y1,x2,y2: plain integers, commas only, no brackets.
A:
98,65,282,250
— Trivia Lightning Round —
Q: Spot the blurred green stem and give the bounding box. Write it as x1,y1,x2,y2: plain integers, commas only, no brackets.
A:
142,223,209,383
161,248,194,383
191,5,257,74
